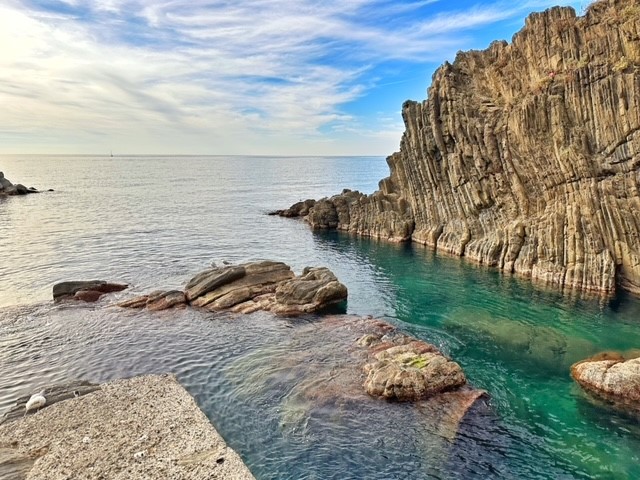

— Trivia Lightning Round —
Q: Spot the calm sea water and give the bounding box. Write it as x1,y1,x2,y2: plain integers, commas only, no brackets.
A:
1,155,640,479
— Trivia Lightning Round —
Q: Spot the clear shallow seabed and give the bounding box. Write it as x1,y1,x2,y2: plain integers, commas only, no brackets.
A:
1,155,639,479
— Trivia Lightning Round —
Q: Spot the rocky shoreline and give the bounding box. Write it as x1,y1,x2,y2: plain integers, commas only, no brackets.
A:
0,374,255,480
0,172,49,196
273,0,640,297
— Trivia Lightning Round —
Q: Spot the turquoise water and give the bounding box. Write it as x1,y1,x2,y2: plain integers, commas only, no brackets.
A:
1,155,639,478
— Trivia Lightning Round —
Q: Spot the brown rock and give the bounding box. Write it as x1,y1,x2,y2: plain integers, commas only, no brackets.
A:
53,281,128,302
192,261,294,308
275,1,640,295
146,290,187,311
184,266,246,301
363,343,466,401
73,290,104,302
571,355,640,412
117,295,149,309
271,267,348,315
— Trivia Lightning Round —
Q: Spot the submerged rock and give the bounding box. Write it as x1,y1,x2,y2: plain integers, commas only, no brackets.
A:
360,332,466,401
227,315,484,442
571,353,640,414
274,1,640,296
53,280,128,302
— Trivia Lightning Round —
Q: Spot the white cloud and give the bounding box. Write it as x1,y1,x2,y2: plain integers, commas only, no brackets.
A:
0,0,581,154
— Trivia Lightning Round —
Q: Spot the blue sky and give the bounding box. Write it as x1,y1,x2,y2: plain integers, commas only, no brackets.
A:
0,0,584,155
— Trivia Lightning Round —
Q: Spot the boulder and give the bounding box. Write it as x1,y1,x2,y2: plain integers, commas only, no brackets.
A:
53,281,128,302
271,267,348,315
360,332,466,401
53,280,128,302
0,172,43,196
571,354,640,413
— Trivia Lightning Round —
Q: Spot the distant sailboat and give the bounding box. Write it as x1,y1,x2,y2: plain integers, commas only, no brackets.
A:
110,150,113,158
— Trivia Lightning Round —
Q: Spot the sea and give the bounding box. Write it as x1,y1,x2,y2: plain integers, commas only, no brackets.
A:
1,155,639,479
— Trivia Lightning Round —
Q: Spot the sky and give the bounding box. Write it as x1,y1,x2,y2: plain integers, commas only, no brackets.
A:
0,0,585,156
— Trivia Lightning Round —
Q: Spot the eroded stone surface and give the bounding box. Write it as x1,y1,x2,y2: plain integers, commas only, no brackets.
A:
571,354,640,413
359,332,466,401
275,1,640,296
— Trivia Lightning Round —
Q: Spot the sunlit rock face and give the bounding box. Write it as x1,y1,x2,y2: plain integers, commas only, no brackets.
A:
571,353,640,414
118,261,348,316
277,0,640,296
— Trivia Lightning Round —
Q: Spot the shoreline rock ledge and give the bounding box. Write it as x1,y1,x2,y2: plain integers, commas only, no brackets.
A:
0,374,255,479
273,0,640,297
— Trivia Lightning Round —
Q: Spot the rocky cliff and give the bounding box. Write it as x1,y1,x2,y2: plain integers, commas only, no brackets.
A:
277,0,640,296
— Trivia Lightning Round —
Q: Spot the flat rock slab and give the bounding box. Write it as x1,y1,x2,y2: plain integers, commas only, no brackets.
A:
0,374,255,480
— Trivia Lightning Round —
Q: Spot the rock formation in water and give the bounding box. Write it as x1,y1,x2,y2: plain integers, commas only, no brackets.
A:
571,352,640,414
357,326,467,401
276,0,640,296
53,280,128,302
117,260,348,316
0,172,47,196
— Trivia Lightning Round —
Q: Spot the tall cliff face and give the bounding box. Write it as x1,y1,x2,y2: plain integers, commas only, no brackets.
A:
279,0,640,296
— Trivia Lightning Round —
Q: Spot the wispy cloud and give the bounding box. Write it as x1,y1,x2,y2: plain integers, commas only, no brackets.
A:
0,0,581,154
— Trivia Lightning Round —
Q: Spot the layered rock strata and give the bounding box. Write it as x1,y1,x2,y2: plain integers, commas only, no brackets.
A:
571,352,640,413
276,0,640,296
117,261,348,316
0,374,255,479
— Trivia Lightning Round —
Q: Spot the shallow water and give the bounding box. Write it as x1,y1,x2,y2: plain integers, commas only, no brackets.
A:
1,155,640,479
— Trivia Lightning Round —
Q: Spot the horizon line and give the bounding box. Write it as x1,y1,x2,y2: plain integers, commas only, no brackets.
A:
0,153,392,158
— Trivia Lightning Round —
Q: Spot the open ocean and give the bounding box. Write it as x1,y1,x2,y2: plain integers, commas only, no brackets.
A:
1,155,640,479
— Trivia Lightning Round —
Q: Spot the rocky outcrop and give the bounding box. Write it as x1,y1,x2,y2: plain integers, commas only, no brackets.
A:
358,328,466,401
227,314,484,441
571,352,640,413
276,0,640,296
0,172,46,196
52,280,128,302
118,261,348,316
